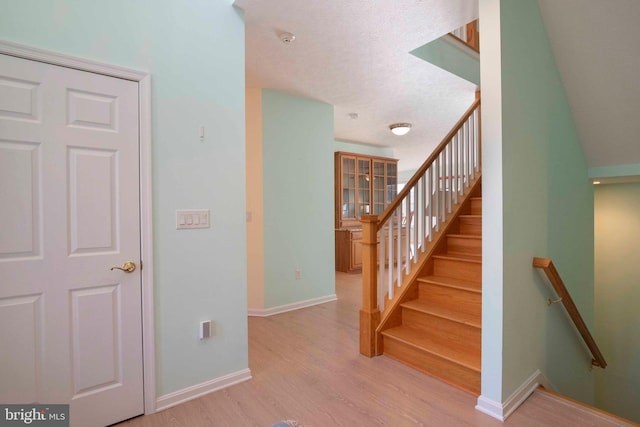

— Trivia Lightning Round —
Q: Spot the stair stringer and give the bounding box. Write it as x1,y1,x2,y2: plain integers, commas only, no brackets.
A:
374,175,483,352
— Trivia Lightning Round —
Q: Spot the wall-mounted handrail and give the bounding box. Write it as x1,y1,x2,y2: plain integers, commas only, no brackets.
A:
532,257,607,368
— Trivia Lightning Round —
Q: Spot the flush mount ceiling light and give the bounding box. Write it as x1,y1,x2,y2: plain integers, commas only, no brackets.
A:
279,32,296,44
389,123,412,136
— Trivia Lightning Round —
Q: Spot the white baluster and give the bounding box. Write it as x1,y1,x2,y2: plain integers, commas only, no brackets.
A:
440,151,445,223
427,167,433,242
420,174,426,252
459,127,465,197
453,135,458,203
388,214,394,300
405,196,411,272
378,227,384,311
413,187,418,263
447,142,452,213
465,120,471,188
396,205,402,286
474,108,480,172
434,158,440,232
470,115,475,181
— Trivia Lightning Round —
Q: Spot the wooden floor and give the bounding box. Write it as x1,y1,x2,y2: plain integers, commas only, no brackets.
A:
117,272,629,427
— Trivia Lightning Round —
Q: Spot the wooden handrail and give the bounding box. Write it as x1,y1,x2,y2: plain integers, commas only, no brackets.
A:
532,257,607,368
377,98,481,229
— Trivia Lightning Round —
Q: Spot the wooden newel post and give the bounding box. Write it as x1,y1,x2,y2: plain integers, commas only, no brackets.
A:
360,215,381,357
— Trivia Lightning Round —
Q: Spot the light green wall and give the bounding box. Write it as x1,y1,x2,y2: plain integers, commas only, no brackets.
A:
481,0,594,404
262,90,335,308
594,183,640,423
0,0,248,397
398,169,418,184
589,163,640,179
411,38,480,86
334,140,394,159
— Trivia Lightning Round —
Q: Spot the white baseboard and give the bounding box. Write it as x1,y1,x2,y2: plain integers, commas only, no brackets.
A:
156,368,252,412
248,294,337,317
475,395,505,421
476,369,551,421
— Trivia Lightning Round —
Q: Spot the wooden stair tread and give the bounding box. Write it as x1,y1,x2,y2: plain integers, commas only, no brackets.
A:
417,275,481,293
432,253,482,263
382,326,480,372
401,299,481,328
373,177,483,394
447,234,481,240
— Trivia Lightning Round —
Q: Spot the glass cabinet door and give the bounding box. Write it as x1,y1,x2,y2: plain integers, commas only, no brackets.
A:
372,160,385,215
386,161,397,204
341,156,356,219
357,158,370,217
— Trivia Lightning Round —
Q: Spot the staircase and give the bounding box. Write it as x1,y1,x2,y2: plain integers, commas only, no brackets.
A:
381,189,482,395
359,98,482,396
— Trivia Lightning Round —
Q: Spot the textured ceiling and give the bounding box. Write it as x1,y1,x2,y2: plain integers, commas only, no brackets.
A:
235,0,479,173
538,0,640,168
236,0,639,173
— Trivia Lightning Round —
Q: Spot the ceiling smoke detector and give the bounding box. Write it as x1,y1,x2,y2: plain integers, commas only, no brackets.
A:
279,32,296,44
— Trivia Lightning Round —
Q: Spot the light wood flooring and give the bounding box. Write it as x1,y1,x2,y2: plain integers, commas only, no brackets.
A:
117,272,630,427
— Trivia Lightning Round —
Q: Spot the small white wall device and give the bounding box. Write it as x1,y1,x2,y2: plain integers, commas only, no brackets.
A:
200,320,212,340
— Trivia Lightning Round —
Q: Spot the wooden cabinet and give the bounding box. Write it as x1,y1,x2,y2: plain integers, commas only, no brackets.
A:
335,229,362,272
334,152,398,272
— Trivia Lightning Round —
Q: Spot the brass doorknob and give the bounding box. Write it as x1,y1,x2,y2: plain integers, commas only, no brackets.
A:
110,261,136,273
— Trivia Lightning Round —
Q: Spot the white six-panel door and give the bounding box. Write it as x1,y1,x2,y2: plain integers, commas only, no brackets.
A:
0,53,143,426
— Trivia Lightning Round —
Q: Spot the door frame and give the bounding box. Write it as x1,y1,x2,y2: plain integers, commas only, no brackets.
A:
0,40,157,414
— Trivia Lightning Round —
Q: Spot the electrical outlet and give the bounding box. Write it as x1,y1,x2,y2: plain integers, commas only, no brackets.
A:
295,269,301,280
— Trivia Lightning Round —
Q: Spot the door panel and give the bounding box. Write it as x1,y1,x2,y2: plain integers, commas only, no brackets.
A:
0,140,41,258
68,147,118,254
0,75,41,122
0,53,143,427
0,294,43,403
70,285,120,394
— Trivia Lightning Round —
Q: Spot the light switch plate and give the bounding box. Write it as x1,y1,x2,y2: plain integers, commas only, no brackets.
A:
177,209,210,229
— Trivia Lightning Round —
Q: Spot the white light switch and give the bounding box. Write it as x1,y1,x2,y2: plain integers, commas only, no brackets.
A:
176,209,210,229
